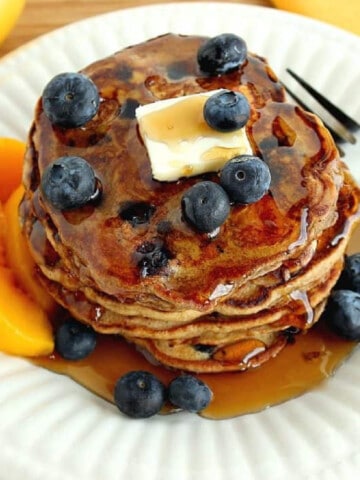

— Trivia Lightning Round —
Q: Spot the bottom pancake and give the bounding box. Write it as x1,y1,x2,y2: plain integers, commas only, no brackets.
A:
38,244,344,372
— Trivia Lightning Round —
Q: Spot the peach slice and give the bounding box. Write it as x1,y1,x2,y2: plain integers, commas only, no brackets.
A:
4,186,56,313
0,266,54,356
0,203,6,266
0,137,25,203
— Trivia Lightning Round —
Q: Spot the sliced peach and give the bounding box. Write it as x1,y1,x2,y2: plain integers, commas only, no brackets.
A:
0,203,6,266
4,186,55,313
0,137,26,203
0,266,54,356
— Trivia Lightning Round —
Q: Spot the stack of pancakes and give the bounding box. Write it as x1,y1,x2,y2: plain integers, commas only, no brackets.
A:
20,34,360,372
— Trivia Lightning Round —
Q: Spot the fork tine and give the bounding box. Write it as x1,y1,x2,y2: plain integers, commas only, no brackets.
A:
286,69,360,132
282,82,345,156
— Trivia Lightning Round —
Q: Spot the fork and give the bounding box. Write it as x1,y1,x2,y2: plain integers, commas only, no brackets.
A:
282,69,360,157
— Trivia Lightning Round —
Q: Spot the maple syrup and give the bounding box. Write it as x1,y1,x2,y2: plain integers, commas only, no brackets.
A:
31,226,359,420
33,318,358,420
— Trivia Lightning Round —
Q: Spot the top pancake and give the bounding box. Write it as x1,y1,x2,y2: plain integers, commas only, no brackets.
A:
22,34,347,312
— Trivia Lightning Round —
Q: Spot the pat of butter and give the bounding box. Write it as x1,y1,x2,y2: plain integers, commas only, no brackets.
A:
136,90,253,181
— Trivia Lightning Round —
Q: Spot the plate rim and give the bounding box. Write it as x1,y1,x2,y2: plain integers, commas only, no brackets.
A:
0,3,359,480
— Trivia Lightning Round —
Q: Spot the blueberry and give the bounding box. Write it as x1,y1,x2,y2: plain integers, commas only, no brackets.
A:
120,98,140,119
168,375,212,413
41,156,98,210
55,320,97,360
119,201,156,226
182,181,230,233
220,155,271,204
283,326,301,344
203,90,250,132
136,240,170,277
197,33,247,75
338,254,360,293
42,72,100,128
327,290,360,340
114,371,166,418
167,60,189,80
194,344,216,355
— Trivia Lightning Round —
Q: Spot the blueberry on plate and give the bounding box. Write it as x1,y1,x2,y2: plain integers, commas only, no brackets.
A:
114,371,166,418
55,319,97,360
220,155,271,204
197,33,247,75
327,290,360,341
42,72,100,128
41,156,99,210
168,375,212,413
204,90,250,132
181,181,230,233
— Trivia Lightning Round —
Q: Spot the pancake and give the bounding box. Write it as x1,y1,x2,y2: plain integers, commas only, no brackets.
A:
20,34,360,372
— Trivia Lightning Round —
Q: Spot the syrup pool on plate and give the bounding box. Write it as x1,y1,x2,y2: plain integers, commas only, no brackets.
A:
32,225,360,420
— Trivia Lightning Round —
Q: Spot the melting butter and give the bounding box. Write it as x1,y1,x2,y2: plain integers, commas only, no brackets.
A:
136,90,253,181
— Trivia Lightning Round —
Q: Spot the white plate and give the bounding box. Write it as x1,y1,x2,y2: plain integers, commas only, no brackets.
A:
0,3,359,480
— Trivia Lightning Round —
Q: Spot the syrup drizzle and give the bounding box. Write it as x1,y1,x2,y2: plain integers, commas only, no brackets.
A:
290,290,314,325
288,208,309,251
208,283,234,301
331,209,360,246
